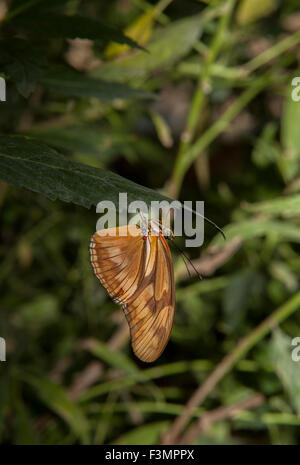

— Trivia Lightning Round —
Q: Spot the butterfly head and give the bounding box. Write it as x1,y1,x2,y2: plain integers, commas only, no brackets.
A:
137,210,173,239
148,218,173,239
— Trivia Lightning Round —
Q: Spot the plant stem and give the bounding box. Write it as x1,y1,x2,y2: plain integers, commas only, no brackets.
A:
161,289,300,444
172,73,270,196
170,26,300,198
245,30,300,75
170,0,236,197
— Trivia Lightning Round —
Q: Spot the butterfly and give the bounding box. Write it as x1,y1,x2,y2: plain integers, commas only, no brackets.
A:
90,219,175,363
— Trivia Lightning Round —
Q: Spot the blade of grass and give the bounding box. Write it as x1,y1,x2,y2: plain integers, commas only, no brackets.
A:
244,30,300,75
89,401,205,418
170,27,300,197
161,289,300,444
79,357,261,403
171,73,271,196
169,0,236,197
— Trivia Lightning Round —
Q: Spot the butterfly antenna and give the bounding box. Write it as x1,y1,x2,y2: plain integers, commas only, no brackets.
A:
171,240,202,281
181,204,226,240
204,216,226,240
175,244,192,280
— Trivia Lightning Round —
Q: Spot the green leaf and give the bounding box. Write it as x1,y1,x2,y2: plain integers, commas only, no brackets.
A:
27,125,113,158
91,14,203,82
26,124,168,167
150,111,173,148
282,90,300,155
280,88,300,181
87,340,141,378
112,420,170,445
269,261,298,292
213,219,300,245
272,329,300,414
0,39,46,98
252,122,279,168
16,294,59,332
243,194,300,216
0,135,170,209
13,13,144,50
236,0,277,25
14,399,39,445
86,340,164,402
0,372,11,442
223,270,266,331
92,400,204,417
42,68,154,100
22,373,89,443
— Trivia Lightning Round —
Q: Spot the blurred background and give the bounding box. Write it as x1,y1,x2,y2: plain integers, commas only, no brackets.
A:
1,0,300,445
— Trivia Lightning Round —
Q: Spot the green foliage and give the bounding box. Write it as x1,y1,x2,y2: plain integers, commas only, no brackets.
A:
0,135,169,208
12,13,145,49
112,421,170,445
1,0,300,447
22,373,90,444
272,329,300,414
223,269,266,332
42,69,154,100
236,0,277,25
92,14,204,82
281,90,300,181
0,38,46,98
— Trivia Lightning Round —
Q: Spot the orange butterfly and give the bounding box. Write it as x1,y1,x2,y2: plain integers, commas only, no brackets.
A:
90,219,175,363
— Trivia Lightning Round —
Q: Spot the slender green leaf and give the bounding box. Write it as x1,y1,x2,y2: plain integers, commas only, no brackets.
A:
236,0,277,25
90,401,204,417
282,88,300,158
26,125,168,166
87,340,164,402
22,373,89,443
17,294,59,332
0,135,170,209
272,329,300,414
252,122,279,168
112,420,170,445
14,399,39,445
87,340,140,377
280,88,300,181
79,359,216,403
223,270,266,331
0,372,11,442
42,69,154,100
243,194,300,216
27,125,114,158
213,219,300,245
91,14,203,82
0,39,46,97
13,14,144,50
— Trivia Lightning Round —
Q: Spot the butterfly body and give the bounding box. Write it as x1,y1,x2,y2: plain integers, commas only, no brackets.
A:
90,221,175,362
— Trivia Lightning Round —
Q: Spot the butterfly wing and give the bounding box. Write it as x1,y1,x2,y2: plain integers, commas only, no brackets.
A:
90,225,146,305
90,225,175,362
124,233,175,362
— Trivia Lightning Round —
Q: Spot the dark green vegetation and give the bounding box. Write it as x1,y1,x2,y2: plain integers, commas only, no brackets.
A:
1,0,300,445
